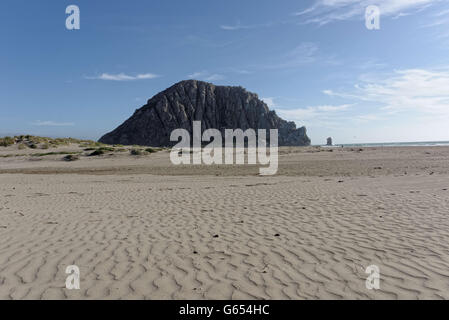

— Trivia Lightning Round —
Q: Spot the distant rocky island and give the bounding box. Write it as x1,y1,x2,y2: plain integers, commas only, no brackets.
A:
99,80,311,147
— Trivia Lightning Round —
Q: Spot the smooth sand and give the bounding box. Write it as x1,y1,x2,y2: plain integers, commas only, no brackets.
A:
1,146,449,299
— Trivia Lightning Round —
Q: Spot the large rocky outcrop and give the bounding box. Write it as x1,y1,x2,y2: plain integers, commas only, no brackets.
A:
99,80,311,147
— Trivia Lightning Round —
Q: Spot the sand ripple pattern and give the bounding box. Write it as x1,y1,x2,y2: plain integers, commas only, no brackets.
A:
1,174,449,299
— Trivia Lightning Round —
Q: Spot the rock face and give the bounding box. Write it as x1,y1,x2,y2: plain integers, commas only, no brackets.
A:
99,80,311,147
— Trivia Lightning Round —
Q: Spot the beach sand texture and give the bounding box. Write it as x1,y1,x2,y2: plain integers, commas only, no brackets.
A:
0,146,449,299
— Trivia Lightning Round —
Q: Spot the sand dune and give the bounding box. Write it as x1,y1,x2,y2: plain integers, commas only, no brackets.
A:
1,146,449,299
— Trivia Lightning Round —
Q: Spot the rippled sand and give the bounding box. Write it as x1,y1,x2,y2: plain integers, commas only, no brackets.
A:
1,146,449,299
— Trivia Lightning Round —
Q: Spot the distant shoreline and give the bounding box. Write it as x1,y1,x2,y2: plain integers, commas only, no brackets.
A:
318,141,449,148
2,135,449,149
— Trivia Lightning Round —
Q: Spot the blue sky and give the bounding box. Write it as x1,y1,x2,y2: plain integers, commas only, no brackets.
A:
1,0,449,144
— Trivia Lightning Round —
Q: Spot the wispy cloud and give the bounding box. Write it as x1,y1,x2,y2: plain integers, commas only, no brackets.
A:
179,35,238,48
220,22,273,31
325,68,449,117
434,8,449,16
295,0,439,25
262,97,353,128
356,59,388,70
228,42,340,75
225,67,252,75
284,43,319,64
220,24,253,31
421,7,449,28
32,120,75,127
276,104,352,121
256,42,321,70
188,71,225,81
86,73,159,81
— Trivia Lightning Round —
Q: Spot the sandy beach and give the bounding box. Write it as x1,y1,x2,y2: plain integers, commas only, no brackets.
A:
1,145,449,299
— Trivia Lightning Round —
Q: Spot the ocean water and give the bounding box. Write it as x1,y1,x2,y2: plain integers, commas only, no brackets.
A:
323,141,449,148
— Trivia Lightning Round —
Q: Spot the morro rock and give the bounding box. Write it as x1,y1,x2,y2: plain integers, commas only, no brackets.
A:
99,80,311,147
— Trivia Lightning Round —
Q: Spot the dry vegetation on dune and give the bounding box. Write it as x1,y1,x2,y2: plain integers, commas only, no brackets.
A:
0,135,95,148
0,135,165,160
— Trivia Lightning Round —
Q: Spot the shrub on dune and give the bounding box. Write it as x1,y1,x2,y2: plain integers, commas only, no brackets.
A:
88,149,105,156
0,137,15,147
130,149,143,156
63,154,80,161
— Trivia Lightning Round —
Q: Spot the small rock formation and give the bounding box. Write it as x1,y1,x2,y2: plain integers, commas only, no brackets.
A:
99,80,311,147
327,137,333,146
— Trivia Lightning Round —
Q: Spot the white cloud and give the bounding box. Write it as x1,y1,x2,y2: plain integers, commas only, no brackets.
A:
356,59,388,70
86,73,159,81
323,89,361,100
284,43,319,64
392,12,412,19
262,97,352,125
355,114,381,121
316,104,352,112
421,8,449,27
422,19,447,28
188,71,225,81
205,74,224,81
325,68,449,116
434,8,449,16
226,68,252,75
32,120,75,127
275,104,352,121
258,43,321,70
296,0,439,25
220,24,251,31
220,22,273,31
